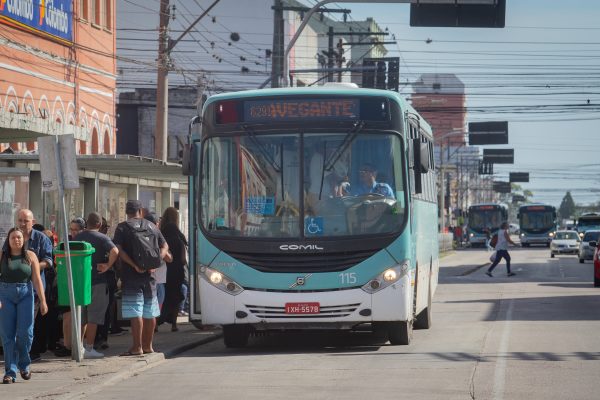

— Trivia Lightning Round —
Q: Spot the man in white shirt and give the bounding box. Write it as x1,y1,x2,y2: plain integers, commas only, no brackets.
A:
486,222,517,277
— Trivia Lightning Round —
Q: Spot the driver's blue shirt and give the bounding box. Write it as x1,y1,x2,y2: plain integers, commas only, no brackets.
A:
355,181,395,198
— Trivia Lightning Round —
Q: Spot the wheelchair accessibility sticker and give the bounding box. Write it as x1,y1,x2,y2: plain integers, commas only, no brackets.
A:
304,217,324,236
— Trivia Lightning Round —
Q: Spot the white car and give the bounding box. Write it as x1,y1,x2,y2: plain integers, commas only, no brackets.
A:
550,230,581,258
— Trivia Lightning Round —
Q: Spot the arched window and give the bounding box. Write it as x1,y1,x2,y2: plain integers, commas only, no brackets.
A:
103,130,111,154
91,128,99,154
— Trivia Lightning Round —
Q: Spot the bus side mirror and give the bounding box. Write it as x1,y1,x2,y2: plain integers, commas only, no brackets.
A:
182,144,193,176
412,138,423,194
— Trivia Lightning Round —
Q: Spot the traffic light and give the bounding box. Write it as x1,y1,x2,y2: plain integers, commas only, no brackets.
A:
362,60,376,88
387,59,399,91
376,61,387,89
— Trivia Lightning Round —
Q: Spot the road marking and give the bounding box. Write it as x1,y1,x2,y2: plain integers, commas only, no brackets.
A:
493,298,514,400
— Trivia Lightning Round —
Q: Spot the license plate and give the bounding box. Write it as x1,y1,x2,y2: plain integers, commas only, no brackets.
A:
285,302,320,314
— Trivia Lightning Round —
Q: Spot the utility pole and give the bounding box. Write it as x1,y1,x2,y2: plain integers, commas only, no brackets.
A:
327,27,334,82
336,38,344,82
271,0,284,88
155,0,221,162
155,0,170,161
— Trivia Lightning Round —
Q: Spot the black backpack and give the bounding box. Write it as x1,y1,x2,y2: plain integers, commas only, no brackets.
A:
125,219,162,270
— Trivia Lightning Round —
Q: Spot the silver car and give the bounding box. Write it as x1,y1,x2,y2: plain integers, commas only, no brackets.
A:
578,230,600,263
550,230,580,258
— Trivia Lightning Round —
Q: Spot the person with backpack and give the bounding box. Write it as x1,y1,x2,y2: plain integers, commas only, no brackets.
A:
486,222,517,277
112,200,169,356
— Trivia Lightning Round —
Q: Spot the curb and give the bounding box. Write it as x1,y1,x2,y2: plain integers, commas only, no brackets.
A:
54,332,223,400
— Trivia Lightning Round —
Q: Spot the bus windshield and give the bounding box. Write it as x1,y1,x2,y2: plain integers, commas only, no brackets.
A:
469,209,503,232
521,210,555,232
578,218,600,228
201,132,406,238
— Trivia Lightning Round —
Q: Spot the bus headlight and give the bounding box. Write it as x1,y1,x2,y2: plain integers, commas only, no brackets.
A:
469,233,474,238
521,233,525,237
549,232,554,238
362,262,409,294
200,265,243,295
580,233,584,238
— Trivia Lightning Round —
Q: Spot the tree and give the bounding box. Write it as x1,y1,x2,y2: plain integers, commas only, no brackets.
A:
558,191,576,219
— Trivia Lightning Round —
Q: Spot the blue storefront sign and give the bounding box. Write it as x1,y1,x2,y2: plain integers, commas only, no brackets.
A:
0,0,73,42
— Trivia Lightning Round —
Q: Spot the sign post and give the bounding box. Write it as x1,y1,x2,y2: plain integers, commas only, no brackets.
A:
38,134,82,362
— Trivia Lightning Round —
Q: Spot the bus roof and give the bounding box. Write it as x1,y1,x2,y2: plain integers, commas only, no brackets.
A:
202,87,433,135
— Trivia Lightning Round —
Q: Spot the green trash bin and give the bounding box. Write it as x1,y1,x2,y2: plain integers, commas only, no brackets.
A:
55,241,95,307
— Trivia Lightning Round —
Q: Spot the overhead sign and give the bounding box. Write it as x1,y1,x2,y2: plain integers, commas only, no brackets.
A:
245,99,359,122
509,172,529,183
512,194,526,203
468,121,508,145
0,0,73,43
493,181,511,193
483,148,514,164
410,0,505,28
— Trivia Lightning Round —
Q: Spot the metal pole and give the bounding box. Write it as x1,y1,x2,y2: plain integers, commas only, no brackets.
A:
271,0,284,88
155,0,170,162
327,27,334,83
54,140,83,362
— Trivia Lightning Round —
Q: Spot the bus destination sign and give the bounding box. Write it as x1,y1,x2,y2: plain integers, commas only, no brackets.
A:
244,99,359,123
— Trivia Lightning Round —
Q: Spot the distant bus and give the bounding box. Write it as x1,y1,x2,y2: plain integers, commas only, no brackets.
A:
576,213,600,237
467,203,509,247
184,86,439,347
518,204,557,247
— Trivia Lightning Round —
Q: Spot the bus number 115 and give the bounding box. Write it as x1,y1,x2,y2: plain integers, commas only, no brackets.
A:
339,272,357,285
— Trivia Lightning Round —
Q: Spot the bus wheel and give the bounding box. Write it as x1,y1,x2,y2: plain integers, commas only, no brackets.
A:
414,282,432,330
387,321,413,345
223,325,250,348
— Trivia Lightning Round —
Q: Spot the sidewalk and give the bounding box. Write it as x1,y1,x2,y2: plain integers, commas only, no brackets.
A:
1,318,222,400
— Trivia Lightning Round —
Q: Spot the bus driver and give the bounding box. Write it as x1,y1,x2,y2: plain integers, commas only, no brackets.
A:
355,163,395,199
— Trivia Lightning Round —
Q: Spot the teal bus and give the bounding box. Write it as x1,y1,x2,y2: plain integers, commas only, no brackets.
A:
518,204,557,247
467,203,508,247
184,86,439,347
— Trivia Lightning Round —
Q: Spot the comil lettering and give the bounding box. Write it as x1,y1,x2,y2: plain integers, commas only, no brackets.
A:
280,244,324,251
44,0,68,34
6,0,34,20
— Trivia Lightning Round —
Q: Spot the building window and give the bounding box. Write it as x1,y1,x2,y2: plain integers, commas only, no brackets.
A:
91,0,101,25
79,0,89,20
105,0,112,30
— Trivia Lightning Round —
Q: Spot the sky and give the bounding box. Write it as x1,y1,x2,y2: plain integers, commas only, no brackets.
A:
116,0,600,207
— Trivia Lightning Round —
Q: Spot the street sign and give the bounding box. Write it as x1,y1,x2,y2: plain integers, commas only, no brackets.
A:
468,121,508,145
410,0,505,28
493,181,511,193
38,135,79,191
478,160,494,175
483,148,514,164
509,172,529,183
37,134,82,362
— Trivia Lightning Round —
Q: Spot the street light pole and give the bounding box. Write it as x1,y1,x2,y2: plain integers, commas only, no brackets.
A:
437,129,467,234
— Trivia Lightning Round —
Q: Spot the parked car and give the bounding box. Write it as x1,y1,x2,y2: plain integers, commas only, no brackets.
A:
550,230,580,258
578,230,600,263
591,241,600,287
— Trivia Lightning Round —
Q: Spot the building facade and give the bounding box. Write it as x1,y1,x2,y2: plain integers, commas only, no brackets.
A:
0,0,117,154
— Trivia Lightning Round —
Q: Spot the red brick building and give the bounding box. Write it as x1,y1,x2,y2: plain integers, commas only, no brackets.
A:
0,0,116,154
411,73,466,146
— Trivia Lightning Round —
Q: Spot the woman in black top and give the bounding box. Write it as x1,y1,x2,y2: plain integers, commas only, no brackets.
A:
159,207,188,332
0,227,47,384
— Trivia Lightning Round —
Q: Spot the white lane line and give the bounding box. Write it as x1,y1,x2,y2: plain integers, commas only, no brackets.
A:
493,299,514,400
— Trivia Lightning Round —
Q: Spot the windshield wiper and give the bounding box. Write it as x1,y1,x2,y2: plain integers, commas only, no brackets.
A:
242,125,285,201
242,125,282,173
318,121,364,200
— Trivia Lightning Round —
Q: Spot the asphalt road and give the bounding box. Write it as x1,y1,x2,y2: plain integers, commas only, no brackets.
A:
85,247,600,400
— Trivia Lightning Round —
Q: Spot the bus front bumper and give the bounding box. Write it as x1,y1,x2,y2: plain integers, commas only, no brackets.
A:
199,275,412,329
